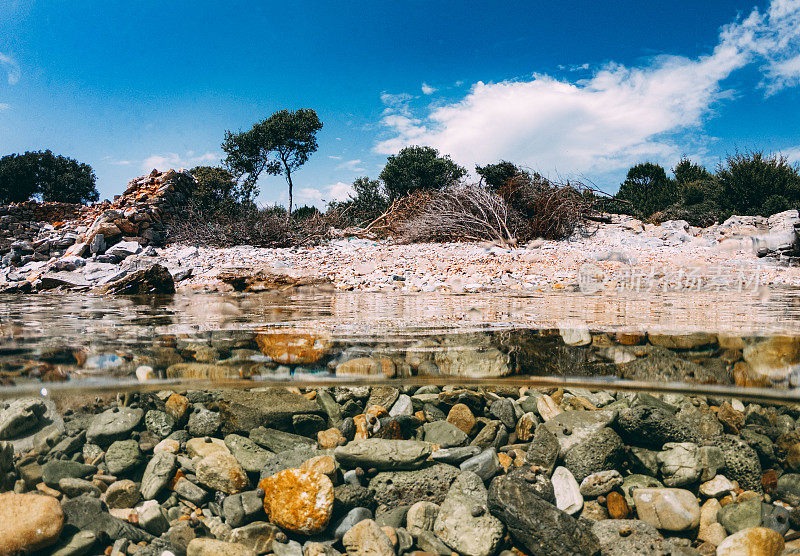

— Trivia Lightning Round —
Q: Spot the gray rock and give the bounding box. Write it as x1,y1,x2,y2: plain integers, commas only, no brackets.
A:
259,446,322,481
487,471,599,556
86,407,143,446
616,406,698,448
591,519,667,555
106,240,142,259
173,477,208,506
718,497,762,534
369,463,460,511
105,439,143,476
225,434,273,473
580,470,623,497
762,502,790,536
41,460,96,487
657,442,702,487
62,494,153,543
250,427,315,453
272,539,303,556
49,530,97,556
219,389,325,433
139,503,170,536
335,439,433,470
333,507,373,539
416,530,453,555
145,410,175,438
229,521,281,554
627,447,660,476
188,408,221,437
367,386,400,411
621,474,664,509
714,434,763,492
423,421,469,448
459,448,500,482
552,466,583,515
632,488,700,531
59,477,101,498
291,414,326,437
430,445,481,465
542,409,617,457
374,505,409,528
141,451,177,499
489,398,517,429
406,501,439,536
389,394,414,417
433,471,505,556
316,390,343,427
563,427,625,482
0,397,63,454
776,473,800,506
222,490,266,528
525,424,560,473
0,398,47,439
167,521,197,556
104,479,141,509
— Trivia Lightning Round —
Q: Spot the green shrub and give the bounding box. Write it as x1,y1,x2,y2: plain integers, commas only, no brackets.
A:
716,151,800,216
328,176,389,226
379,146,467,201
615,162,679,218
0,150,98,204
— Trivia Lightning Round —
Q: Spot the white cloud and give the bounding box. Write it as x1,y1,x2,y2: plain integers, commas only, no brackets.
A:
336,159,366,172
781,146,800,164
376,0,800,179
0,53,20,85
296,181,354,207
421,82,437,95
142,151,219,171
328,155,342,160
0,103,9,111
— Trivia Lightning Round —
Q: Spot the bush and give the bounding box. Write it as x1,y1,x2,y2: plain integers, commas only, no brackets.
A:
328,177,389,226
379,146,467,201
615,162,678,218
0,150,98,204
398,183,515,244
475,161,522,191
166,203,336,248
716,151,800,216
499,173,591,240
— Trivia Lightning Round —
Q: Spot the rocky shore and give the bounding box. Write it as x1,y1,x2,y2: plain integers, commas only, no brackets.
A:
1,168,800,294
2,384,800,555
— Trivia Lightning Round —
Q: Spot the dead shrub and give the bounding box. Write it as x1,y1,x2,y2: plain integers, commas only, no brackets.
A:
499,174,593,240
397,184,516,244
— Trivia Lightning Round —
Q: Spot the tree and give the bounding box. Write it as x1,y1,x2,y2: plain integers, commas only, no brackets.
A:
716,151,800,216
0,150,98,204
476,160,525,191
616,162,678,217
188,166,247,209
379,146,467,200
222,108,323,213
673,157,713,185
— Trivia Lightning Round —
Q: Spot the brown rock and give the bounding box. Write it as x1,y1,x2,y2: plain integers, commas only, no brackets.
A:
259,468,333,535
0,493,64,553
515,412,537,442
716,527,784,556
255,331,331,365
195,452,249,494
300,455,337,480
336,357,383,377
446,403,476,435
317,428,347,449
165,393,190,422
616,332,645,345
353,414,370,440
717,402,745,434
762,469,778,494
733,362,771,388
606,491,630,519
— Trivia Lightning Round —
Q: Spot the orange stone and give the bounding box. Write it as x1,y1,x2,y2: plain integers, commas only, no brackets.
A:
255,332,331,365
165,393,190,422
446,403,476,435
606,491,630,519
0,493,64,554
317,428,347,449
259,468,333,535
353,414,370,440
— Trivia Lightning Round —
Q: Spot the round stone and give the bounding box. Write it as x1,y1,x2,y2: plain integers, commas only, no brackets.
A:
0,493,64,553
258,468,334,535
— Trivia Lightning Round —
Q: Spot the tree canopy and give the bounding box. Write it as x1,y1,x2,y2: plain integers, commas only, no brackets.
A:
476,160,525,191
379,146,467,200
0,150,98,204
616,162,678,217
222,108,323,212
716,151,800,216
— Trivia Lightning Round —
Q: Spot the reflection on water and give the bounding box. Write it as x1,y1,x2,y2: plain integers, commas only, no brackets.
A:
1,288,800,399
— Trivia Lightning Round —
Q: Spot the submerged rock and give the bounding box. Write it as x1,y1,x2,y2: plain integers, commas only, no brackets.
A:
0,492,64,554
101,263,175,294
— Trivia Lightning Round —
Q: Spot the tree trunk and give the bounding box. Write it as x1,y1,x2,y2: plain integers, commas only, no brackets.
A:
286,167,293,216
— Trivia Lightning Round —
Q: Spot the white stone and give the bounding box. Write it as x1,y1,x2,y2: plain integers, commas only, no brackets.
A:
552,466,583,515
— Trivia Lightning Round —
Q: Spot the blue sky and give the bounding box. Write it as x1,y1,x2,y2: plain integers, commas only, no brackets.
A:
1,0,800,207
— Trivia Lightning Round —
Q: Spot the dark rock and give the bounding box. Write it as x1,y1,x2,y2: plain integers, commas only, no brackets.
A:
249,427,316,453
616,406,698,449
41,460,96,488
218,389,324,433
61,494,154,543
487,472,599,556
714,434,763,492
292,414,327,437
369,463,460,511
334,484,376,517
563,428,625,482
489,398,517,429
422,421,469,448
258,446,322,481
86,407,144,447
525,424,560,473
101,264,175,294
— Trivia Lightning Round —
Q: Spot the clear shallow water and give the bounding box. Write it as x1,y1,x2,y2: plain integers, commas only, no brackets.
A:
1,288,800,401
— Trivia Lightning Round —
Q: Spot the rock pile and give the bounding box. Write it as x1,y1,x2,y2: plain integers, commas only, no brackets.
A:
1,384,800,555
0,168,194,270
